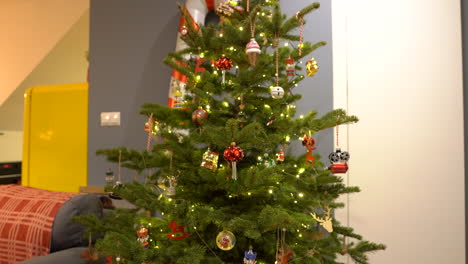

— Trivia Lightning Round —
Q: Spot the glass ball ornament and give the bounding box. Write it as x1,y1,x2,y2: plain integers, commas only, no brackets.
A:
192,106,208,126
306,57,319,76
216,230,236,250
270,86,284,99
223,142,244,162
180,26,188,37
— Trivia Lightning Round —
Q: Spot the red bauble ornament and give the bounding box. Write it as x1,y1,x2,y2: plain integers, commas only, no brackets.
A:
302,135,316,148
180,26,188,37
192,106,208,126
223,142,244,180
223,142,244,162
215,56,233,70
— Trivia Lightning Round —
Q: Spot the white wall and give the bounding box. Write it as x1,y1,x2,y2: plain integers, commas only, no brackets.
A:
0,131,22,162
332,0,465,263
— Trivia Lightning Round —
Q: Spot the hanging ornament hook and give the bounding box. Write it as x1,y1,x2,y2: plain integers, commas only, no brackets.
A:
296,12,305,57
118,150,122,183
145,113,154,152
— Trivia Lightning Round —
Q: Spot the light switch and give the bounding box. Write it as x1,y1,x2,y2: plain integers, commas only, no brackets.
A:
100,112,121,126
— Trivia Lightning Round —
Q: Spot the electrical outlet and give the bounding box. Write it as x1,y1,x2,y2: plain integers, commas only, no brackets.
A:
100,112,121,126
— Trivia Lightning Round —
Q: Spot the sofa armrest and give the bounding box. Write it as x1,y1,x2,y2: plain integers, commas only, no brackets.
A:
50,194,103,252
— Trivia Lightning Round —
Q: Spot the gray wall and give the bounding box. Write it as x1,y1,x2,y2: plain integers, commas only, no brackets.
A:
88,0,332,185
88,0,180,185
280,0,333,157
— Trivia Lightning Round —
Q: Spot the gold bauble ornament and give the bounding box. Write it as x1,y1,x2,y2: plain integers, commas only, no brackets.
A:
216,230,236,250
306,58,319,77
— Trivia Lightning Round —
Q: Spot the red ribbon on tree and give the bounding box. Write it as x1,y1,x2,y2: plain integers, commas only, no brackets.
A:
223,142,244,180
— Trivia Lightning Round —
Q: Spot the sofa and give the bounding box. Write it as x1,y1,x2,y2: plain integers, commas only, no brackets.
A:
18,194,105,264
0,185,106,264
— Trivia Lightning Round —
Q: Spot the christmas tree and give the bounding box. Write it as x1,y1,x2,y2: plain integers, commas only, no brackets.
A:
79,1,385,263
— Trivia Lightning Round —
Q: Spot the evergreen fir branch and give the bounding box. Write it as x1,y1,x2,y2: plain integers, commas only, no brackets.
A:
332,226,363,240
165,48,193,62
241,5,262,36
96,147,151,173
271,2,283,36
281,33,301,41
163,57,194,80
315,175,342,185
309,41,328,53
173,246,206,264
347,241,386,264
140,103,191,128
339,186,361,194
95,231,144,261
281,3,320,36
72,214,104,235
176,3,207,50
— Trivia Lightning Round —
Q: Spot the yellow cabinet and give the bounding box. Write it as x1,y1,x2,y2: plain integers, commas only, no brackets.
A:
22,83,87,192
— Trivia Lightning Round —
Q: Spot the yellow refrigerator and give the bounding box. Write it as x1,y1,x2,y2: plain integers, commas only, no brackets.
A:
22,83,88,192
